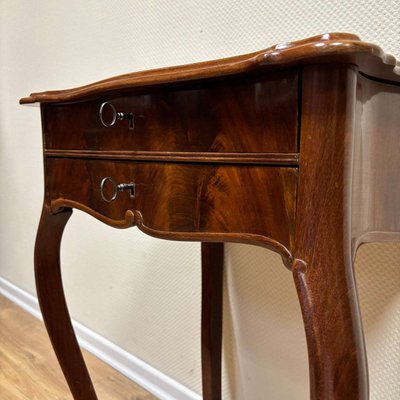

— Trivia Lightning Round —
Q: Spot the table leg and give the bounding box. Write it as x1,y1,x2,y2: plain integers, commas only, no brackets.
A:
292,254,368,399
201,242,224,400
34,206,98,400
294,64,369,399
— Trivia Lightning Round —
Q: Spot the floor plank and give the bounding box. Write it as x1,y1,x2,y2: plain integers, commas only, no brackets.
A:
0,295,157,400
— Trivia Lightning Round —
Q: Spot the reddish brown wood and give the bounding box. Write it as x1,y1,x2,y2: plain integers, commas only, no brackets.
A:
293,64,368,400
21,34,400,400
42,71,298,154
45,158,297,256
20,32,399,104
201,243,224,400
44,149,299,165
34,207,98,400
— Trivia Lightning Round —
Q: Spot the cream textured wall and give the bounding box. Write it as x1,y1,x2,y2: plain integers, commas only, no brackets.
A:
1,1,399,399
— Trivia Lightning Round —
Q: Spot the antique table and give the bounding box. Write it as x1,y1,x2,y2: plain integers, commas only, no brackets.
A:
21,33,400,399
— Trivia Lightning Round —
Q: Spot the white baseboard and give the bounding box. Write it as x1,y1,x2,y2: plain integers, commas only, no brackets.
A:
0,277,201,400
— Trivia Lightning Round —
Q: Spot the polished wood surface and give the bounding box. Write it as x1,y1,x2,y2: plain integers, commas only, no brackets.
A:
201,243,224,400
35,208,98,400
45,158,297,255
43,71,298,154
22,33,400,399
44,149,300,165
293,64,367,399
20,32,399,104
0,296,156,400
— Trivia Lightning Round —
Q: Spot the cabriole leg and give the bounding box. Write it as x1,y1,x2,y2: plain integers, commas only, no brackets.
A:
294,64,369,399
34,206,98,400
293,255,368,399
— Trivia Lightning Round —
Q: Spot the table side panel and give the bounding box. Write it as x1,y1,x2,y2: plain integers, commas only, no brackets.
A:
352,74,400,251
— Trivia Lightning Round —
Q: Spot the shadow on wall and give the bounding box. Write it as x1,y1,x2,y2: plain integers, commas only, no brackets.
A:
223,243,309,400
221,242,400,400
61,211,400,399
356,242,400,329
356,242,400,400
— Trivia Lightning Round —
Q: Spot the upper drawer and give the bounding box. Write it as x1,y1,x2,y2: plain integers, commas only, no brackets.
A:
42,70,298,153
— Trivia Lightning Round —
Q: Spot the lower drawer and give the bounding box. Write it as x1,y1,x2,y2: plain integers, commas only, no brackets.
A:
45,158,297,250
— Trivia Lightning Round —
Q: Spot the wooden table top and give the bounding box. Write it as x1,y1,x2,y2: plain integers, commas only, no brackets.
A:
20,32,400,105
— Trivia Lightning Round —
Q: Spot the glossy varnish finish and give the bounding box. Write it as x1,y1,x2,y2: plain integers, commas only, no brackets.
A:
43,149,300,165
293,64,367,399
43,70,298,153
45,158,297,255
22,33,400,400
35,208,97,399
201,243,224,400
20,33,399,104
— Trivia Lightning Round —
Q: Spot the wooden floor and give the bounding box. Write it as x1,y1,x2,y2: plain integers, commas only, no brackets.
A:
0,295,157,400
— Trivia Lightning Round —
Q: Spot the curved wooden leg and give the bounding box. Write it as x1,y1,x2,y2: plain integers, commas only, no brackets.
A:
293,256,368,400
34,206,98,400
201,242,224,400
293,64,368,399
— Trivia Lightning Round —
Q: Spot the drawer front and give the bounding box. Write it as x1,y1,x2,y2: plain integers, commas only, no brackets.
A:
46,159,297,250
43,70,298,153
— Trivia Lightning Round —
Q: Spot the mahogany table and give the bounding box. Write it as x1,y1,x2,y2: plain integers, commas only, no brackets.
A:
21,33,400,399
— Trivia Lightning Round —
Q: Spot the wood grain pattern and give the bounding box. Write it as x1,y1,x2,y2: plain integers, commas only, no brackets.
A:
45,149,300,165
42,70,298,154
35,208,98,399
21,32,400,400
45,158,297,263
20,32,400,104
0,296,156,400
201,243,224,400
293,64,368,400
